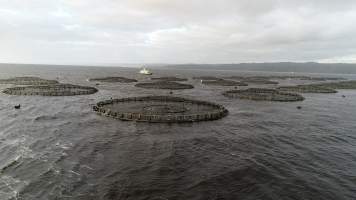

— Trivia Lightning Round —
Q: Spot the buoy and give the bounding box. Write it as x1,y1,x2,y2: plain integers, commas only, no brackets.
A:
342,95,346,98
14,104,21,109
169,91,173,95
297,106,302,109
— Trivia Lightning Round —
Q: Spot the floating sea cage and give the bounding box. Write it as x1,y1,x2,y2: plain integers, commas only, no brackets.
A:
0,77,59,85
278,85,337,93
223,88,305,102
201,79,248,86
93,96,228,123
151,77,188,82
224,76,279,85
3,84,98,96
89,77,138,83
277,80,356,93
135,81,194,90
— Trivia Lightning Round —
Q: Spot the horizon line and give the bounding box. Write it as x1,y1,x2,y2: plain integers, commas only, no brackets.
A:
1,61,356,67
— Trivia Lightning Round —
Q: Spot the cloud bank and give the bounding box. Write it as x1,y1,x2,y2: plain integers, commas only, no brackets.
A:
1,0,356,64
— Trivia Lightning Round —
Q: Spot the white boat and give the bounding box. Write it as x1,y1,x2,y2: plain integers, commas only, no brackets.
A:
139,67,152,75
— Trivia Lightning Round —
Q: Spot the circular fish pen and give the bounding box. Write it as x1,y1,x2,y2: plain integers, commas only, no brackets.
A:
223,88,304,102
250,76,344,81
243,79,278,85
151,77,188,82
0,77,59,85
193,76,222,81
312,80,356,89
89,77,137,83
3,84,98,96
93,96,228,123
298,77,346,81
201,79,248,86
225,76,279,85
278,85,337,93
135,81,194,90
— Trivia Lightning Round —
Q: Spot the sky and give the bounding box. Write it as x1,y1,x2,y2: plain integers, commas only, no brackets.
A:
1,0,356,65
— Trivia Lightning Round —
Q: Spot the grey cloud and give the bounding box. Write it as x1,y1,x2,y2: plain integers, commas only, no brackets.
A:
0,0,356,64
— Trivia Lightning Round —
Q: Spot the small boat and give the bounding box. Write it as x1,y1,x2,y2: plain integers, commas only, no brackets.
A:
14,104,21,109
139,67,152,75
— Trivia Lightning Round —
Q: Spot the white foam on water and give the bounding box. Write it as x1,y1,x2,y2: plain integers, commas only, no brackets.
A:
0,175,28,200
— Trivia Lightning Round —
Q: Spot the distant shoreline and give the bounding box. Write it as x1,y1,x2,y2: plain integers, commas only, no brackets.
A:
164,62,356,74
1,62,356,74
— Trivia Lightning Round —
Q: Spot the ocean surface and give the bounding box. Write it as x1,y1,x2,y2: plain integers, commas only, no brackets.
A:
1,64,356,200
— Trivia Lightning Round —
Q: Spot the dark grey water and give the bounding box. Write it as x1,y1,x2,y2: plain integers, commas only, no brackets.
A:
1,64,356,200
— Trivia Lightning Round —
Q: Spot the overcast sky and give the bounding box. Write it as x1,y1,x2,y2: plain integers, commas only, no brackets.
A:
1,0,356,65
